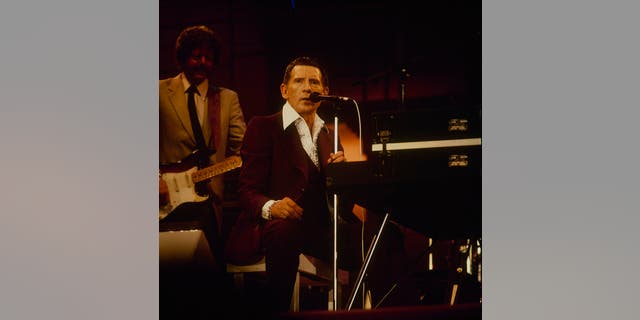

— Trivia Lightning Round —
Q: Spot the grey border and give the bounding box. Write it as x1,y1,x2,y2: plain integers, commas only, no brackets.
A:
2,0,639,318
0,1,158,319
484,0,639,319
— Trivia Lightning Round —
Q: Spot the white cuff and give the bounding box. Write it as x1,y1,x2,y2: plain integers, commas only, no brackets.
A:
261,200,276,220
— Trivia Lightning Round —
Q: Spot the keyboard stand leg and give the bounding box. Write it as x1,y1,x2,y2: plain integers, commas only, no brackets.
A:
346,213,390,310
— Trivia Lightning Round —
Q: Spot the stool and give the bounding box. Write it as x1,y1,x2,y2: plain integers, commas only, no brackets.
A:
226,254,349,311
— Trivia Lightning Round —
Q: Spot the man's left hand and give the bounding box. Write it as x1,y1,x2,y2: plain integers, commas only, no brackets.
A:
328,151,346,163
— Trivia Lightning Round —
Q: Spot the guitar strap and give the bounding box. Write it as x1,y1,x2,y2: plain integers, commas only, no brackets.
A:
207,86,221,154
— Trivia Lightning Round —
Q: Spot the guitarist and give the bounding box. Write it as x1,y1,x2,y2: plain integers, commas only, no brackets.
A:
159,25,247,273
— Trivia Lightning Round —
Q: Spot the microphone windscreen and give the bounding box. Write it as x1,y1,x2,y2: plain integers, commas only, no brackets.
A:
309,92,322,102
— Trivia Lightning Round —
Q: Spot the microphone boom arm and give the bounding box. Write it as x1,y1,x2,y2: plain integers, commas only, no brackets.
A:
310,92,351,102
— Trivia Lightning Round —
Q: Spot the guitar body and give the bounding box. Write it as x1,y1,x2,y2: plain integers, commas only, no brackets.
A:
159,155,242,220
160,166,210,219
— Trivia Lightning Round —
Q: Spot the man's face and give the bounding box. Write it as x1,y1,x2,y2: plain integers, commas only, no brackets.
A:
280,65,328,116
184,47,214,85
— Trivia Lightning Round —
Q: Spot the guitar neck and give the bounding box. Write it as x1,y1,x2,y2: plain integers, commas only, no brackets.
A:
191,155,242,183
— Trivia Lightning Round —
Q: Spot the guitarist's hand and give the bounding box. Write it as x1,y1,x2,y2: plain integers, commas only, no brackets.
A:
270,197,303,220
159,177,169,206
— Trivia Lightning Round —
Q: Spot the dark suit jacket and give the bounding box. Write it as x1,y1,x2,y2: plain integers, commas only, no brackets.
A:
238,111,340,220
226,111,352,264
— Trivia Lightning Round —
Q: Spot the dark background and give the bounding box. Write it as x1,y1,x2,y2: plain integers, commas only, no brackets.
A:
160,0,481,139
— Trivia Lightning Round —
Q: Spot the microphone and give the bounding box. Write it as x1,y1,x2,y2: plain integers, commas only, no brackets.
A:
309,92,351,102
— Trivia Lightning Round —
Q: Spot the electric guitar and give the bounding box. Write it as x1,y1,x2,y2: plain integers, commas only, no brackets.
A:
159,155,242,220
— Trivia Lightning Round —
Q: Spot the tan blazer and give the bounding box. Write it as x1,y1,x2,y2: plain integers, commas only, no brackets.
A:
159,74,246,225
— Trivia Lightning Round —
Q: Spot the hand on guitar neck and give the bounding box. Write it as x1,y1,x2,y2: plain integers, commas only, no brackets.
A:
159,155,242,220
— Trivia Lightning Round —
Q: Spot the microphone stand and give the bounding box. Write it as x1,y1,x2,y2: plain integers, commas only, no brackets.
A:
331,102,339,310
322,96,364,311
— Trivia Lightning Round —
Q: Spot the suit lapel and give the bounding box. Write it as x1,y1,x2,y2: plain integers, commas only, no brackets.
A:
167,75,197,143
317,124,333,172
280,118,309,181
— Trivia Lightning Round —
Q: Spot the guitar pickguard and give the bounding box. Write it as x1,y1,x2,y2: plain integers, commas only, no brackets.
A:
160,167,209,220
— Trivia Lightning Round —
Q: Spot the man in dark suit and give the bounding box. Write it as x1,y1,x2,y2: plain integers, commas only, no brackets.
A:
227,56,379,315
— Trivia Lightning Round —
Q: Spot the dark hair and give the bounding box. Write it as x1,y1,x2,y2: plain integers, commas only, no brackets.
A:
282,56,329,88
175,25,221,69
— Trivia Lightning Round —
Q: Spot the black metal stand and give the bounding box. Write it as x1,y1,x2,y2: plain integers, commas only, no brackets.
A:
325,99,366,311
346,212,390,310
331,103,340,310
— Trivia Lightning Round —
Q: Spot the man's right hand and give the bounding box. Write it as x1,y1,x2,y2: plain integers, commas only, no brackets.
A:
270,197,303,220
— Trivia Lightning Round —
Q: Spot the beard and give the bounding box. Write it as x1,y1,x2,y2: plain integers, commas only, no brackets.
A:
185,67,211,84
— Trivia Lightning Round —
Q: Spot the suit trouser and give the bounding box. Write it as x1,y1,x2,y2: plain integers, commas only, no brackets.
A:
260,213,405,314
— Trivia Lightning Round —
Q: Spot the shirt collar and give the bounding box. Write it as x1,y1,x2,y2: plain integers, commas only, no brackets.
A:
281,102,325,131
180,72,208,97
